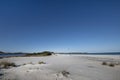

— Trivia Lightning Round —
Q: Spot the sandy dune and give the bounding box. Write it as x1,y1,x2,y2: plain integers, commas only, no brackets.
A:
0,55,120,80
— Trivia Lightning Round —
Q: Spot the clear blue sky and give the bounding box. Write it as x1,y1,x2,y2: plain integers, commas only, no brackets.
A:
0,0,120,53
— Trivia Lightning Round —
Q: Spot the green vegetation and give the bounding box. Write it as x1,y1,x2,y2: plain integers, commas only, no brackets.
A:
25,51,53,57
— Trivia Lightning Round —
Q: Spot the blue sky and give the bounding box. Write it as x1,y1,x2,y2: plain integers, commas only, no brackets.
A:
0,0,120,53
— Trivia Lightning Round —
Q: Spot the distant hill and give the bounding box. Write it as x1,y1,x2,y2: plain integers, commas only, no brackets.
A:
25,51,53,56
0,51,5,54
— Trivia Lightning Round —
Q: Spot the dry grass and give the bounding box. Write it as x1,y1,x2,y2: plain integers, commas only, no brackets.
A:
0,61,16,69
61,70,70,77
38,61,46,64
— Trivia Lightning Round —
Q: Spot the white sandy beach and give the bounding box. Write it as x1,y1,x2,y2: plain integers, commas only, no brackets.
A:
0,54,120,80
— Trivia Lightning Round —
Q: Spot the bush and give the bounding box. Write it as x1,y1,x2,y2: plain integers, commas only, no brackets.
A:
38,61,46,64
0,61,16,68
61,70,70,77
102,62,107,65
108,63,115,67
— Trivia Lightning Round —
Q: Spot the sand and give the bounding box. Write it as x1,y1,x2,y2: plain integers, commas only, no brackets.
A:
0,54,120,80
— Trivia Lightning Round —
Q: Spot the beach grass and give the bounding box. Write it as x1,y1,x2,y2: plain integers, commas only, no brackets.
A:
0,61,16,68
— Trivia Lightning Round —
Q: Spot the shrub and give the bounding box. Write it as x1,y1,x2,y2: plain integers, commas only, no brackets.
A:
108,63,115,67
38,61,46,64
0,61,16,68
102,62,107,65
61,70,70,77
